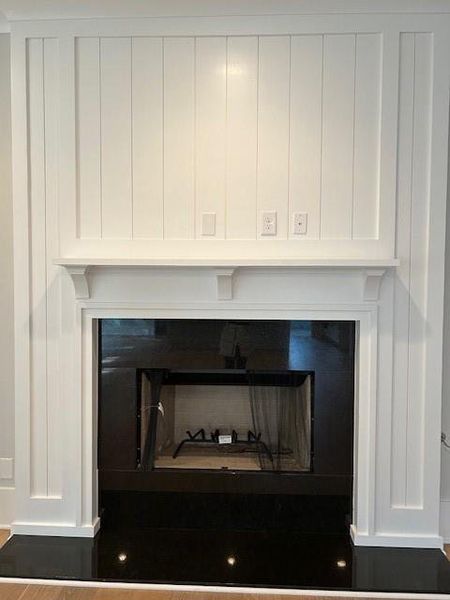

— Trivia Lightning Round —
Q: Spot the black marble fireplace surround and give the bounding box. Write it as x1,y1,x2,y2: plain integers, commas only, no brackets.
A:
2,318,450,594
99,319,355,505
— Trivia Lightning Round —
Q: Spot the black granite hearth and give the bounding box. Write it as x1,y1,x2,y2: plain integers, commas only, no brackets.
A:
1,526,450,594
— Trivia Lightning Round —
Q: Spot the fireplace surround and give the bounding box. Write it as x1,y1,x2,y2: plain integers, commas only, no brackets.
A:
6,4,449,555
98,319,353,497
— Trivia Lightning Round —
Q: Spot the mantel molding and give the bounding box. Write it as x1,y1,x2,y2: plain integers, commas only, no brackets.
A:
56,258,397,301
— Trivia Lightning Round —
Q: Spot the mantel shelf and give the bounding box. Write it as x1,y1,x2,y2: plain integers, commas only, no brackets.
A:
55,257,398,302
54,257,400,268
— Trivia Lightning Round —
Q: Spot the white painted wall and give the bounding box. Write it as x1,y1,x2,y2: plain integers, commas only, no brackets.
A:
0,32,15,525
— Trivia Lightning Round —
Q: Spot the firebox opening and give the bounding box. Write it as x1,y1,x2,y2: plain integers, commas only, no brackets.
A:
139,369,313,473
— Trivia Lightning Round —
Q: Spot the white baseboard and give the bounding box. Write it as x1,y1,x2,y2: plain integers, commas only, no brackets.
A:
11,516,100,538
0,486,14,527
350,524,444,549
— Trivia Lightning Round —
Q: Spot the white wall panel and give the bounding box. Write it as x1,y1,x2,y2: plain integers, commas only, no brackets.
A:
163,37,195,239
131,37,163,239
353,34,382,239
390,33,433,509
289,35,323,239
27,38,48,497
195,37,226,239
43,38,62,498
76,38,101,239
225,36,258,239
257,36,290,239
70,32,388,247
391,33,415,508
100,37,132,238
405,33,433,507
321,34,355,239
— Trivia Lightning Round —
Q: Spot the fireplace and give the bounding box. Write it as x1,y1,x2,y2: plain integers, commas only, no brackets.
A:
98,318,354,524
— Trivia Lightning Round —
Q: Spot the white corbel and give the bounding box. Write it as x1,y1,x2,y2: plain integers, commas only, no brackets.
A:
65,265,90,299
363,268,386,302
215,268,236,301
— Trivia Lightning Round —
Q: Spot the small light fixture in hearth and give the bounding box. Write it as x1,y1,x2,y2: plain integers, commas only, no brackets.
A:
227,556,237,566
336,559,347,568
118,552,128,564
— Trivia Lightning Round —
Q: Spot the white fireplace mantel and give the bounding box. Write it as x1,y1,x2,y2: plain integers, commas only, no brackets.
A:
55,258,399,301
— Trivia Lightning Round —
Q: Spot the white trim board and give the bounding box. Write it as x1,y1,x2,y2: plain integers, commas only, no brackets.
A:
0,487,14,528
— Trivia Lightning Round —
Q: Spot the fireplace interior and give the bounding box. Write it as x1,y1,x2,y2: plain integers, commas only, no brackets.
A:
99,319,355,532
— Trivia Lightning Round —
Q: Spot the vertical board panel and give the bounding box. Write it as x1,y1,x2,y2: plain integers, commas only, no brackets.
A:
100,37,132,238
132,37,163,239
76,38,101,239
321,34,355,239
226,36,258,239
405,33,433,507
353,34,382,239
391,33,414,507
289,35,323,239
163,37,195,239
257,36,290,239
27,38,48,496
43,38,62,497
195,37,226,239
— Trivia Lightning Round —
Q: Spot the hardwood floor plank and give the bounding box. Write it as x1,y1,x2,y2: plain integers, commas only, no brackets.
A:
0,585,390,600
0,529,10,548
0,582,28,600
20,586,95,600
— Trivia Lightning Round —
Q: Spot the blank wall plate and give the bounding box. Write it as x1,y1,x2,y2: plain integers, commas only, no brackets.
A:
293,212,308,235
201,212,216,236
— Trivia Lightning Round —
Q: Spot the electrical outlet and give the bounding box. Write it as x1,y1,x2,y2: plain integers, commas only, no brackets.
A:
293,212,308,235
262,211,277,236
201,212,216,236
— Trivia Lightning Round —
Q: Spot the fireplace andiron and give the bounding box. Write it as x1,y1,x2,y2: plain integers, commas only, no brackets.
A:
172,428,274,464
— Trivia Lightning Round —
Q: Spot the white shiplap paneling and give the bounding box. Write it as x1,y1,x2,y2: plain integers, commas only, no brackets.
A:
289,35,323,239
353,34,382,239
257,35,290,239
163,37,195,239
76,37,101,239
195,36,226,239
100,37,132,239
43,37,62,498
131,37,163,239
320,34,356,239
27,38,48,497
71,32,386,247
225,36,258,240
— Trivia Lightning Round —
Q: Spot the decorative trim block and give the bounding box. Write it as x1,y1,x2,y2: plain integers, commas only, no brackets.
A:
363,268,386,302
65,265,90,299
214,268,236,300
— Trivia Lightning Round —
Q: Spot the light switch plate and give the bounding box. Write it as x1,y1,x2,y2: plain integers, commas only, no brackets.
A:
261,211,277,236
202,212,216,236
293,212,308,235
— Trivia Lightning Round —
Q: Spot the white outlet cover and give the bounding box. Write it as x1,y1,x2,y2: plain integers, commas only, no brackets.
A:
293,212,308,235
261,211,277,236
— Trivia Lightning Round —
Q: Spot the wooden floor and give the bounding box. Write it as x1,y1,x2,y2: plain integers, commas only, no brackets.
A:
0,530,447,600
